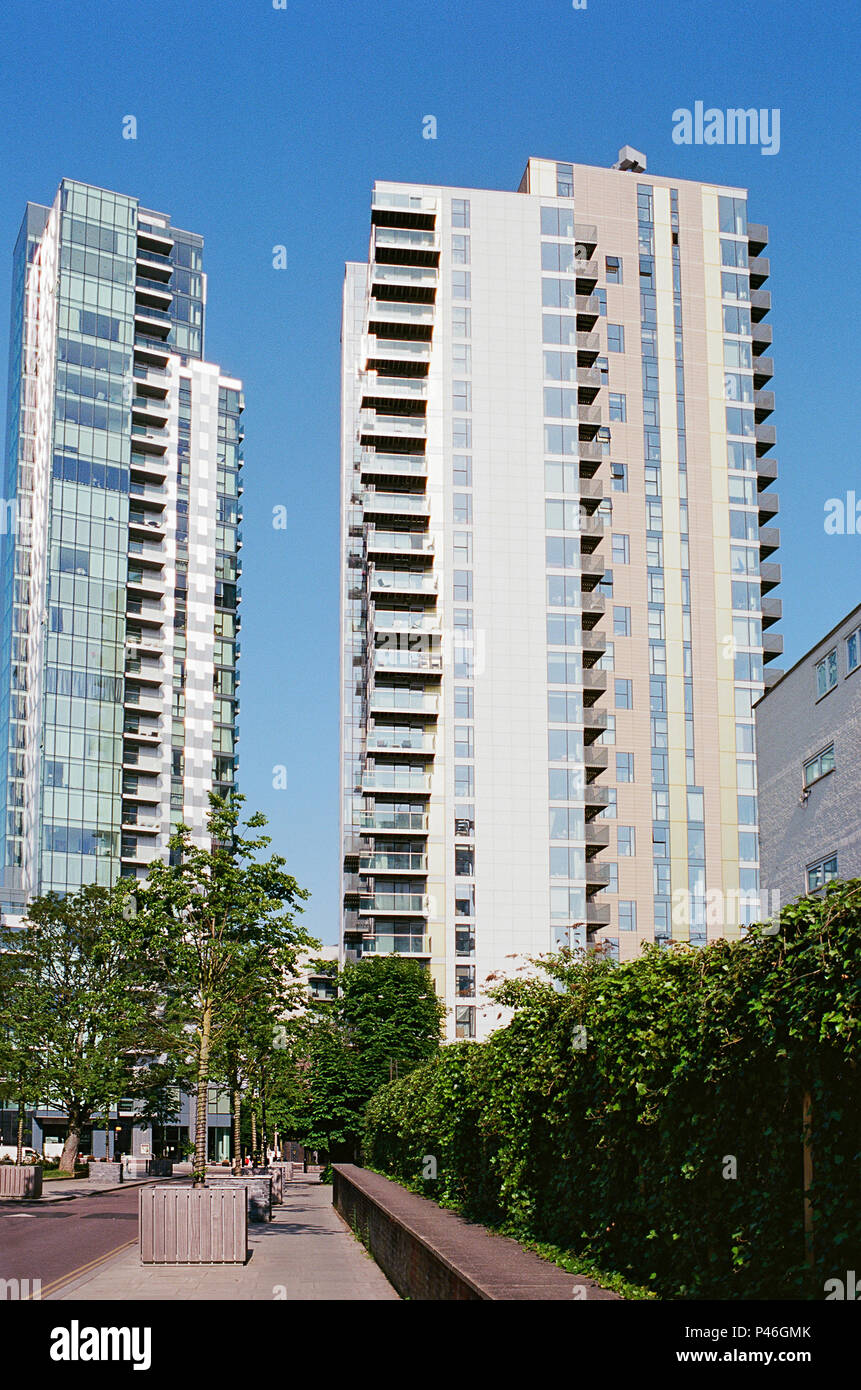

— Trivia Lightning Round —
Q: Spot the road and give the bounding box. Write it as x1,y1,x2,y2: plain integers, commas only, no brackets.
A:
0,1185,142,1299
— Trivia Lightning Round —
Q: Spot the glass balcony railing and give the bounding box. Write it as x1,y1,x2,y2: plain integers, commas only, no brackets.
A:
373,650,442,673
359,853,427,873
372,264,438,285
367,731,435,753
360,452,428,477
369,568,438,594
360,933,430,956
369,302,435,322
372,190,438,212
359,892,427,914
367,337,431,357
356,810,428,832
363,375,427,396
370,689,438,714
360,413,426,436
375,228,438,249
363,492,429,515
361,769,432,791
366,529,433,553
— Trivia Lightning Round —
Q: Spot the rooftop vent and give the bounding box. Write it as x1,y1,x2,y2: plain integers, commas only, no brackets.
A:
612,146,647,173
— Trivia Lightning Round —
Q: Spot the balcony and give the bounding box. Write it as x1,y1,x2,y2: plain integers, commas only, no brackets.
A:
748,256,770,288
578,440,604,477
121,817,160,836
582,629,608,665
579,553,606,588
372,612,440,638
366,730,436,756
360,451,427,481
359,412,427,445
359,933,431,958
586,901,611,927
759,527,780,559
374,228,439,268
135,248,173,282
133,304,171,338
362,374,427,403
762,667,785,691
760,562,781,592
760,595,782,627
132,397,169,427
574,222,598,253
574,258,599,289
367,301,434,325
576,367,602,400
751,320,772,353
575,294,602,328
369,567,438,596
583,707,608,741
360,768,432,795
360,852,427,874
762,631,784,663
371,648,443,676
130,426,168,456
137,225,174,257
758,491,779,523
757,457,778,488
366,337,431,364
363,491,429,520
359,892,428,915
122,726,161,745
579,514,606,552
372,190,438,214
129,514,166,539
586,862,611,891
747,223,768,256
755,424,776,454
581,668,608,703
584,744,609,777
356,809,428,833
130,452,169,480
585,821,610,850
370,688,438,716
750,288,771,320
580,591,605,626
134,336,171,367
366,528,433,557
576,331,600,363
753,356,773,388
754,390,775,420
584,784,610,816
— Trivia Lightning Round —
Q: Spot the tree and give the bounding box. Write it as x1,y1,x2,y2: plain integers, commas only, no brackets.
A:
140,795,311,1185
0,882,156,1172
271,955,445,1161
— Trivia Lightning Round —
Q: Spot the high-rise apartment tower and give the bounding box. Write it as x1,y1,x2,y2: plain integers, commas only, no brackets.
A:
340,148,780,1040
0,179,243,912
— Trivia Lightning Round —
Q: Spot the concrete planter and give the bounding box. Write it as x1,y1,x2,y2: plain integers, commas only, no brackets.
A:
122,1156,151,1178
140,1185,247,1265
207,1173,273,1222
270,1161,294,1183
251,1166,283,1204
88,1161,123,1184
150,1159,174,1178
0,1164,42,1198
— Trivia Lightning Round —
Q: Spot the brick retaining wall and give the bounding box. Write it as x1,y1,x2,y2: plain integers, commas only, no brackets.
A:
332,1164,620,1301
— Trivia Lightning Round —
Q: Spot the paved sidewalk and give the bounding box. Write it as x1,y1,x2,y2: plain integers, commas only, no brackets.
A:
56,1176,399,1301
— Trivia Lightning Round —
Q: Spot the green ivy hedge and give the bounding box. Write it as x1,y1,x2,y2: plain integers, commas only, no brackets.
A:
363,881,860,1299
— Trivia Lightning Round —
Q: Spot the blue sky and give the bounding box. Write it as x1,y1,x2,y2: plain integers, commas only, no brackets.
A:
0,0,858,943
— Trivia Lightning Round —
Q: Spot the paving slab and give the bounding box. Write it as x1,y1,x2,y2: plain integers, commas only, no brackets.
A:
55,1175,399,1301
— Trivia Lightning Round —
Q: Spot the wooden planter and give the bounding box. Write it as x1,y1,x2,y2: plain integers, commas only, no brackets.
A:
140,1185,247,1265
87,1162,123,1183
0,1164,42,1198
206,1174,273,1221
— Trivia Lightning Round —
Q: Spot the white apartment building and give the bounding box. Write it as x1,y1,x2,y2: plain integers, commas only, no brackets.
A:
340,148,780,1040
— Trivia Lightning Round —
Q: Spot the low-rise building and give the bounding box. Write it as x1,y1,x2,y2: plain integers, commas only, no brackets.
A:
755,603,861,906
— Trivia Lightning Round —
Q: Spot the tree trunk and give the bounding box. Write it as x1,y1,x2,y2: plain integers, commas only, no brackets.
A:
250,1106,257,1165
15,1096,25,1165
802,1089,814,1267
232,1086,242,1175
194,1001,213,1187
59,1111,84,1174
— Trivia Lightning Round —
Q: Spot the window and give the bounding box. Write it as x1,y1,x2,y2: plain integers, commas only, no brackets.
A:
608,393,627,422
452,418,471,448
542,313,577,345
615,678,633,709
455,1006,475,1038
599,788,617,820
815,649,838,698
451,234,470,264
721,237,749,268
611,462,628,493
452,307,471,337
556,163,574,197
607,323,625,353
619,901,637,932
718,195,747,236
542,242,575,272
595,288,607,315
453,493,472,524
614,606,631,637
541,206,575,237
455,966,476,997
803,744,835,787
612,533,630,564
545,537,579,568
454,725,474,759
452,270,471,299
846,628,861,673
451,199,470,228
618,826,636,856
542,278,576,309
807,855,838,892
455,927,475,956
605,255,622,283
452,379,471,412
453,569,473,601
616,752,634,782
454,686,473,718
452,342,471,372
453,454,472,486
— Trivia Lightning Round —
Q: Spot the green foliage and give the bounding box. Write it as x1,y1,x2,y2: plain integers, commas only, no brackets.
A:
270,955,445,1159
364,881,861,1299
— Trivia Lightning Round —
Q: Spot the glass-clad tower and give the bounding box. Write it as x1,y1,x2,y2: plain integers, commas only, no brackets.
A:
0,179,243,913
340,148,781,1040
